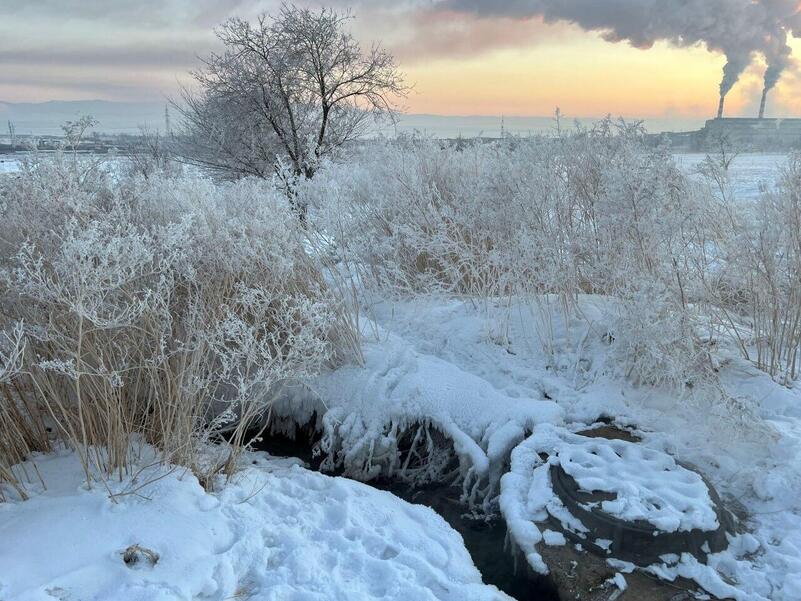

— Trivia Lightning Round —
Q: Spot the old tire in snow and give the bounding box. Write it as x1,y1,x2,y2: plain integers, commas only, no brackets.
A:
548,461,736,566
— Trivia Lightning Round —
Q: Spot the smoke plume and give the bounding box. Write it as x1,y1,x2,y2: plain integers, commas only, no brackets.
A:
443,0,801,105
764,32,793,93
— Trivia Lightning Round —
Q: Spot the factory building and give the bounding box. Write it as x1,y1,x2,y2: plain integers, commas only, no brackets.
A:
702,117,801,149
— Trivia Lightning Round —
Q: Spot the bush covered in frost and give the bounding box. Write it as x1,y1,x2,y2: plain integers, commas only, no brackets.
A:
304,121,725,390
0,155,355,495
706,153,801,384
3,125,800,496
300,121,801,395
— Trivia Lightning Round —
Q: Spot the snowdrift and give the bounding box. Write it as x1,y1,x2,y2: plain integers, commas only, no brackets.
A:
0,449,511,601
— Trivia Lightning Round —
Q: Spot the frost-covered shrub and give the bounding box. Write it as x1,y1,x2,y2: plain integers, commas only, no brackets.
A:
305,136,529,296
710,154,801,384
304,121,720,389
0,157,354,490
309,124,704,292
608,279,715,389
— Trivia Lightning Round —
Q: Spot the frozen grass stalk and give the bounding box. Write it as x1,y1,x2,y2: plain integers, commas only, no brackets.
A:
0,154,356,495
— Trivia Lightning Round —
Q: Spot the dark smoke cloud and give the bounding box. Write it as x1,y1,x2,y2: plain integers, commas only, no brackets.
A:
763,31,793,93
442,0,801,98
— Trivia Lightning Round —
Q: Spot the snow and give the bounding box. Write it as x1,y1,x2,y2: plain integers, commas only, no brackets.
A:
5,292,801,601
5,142,801,601
273,300,564,505
675,152,787,200
287,296,801,601
606,558,635,573
596,539,613,552
609,572,627,591
542,530,566,546
0,158,19,174
556,431,719,532
0,449,512,601
499,425,755,600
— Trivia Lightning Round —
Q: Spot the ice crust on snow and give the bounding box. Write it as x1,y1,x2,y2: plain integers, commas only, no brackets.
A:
0,450,511,601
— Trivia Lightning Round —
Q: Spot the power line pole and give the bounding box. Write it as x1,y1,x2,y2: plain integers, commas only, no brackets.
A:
164,104,171,136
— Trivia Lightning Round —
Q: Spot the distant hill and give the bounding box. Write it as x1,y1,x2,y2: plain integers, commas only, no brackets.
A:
0,100,705,138
0,100,167,136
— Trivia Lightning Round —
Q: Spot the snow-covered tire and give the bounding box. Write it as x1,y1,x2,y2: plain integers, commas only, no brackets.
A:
548,460,736,566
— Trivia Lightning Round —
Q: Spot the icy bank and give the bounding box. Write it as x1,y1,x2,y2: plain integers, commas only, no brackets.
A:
272,316,564,508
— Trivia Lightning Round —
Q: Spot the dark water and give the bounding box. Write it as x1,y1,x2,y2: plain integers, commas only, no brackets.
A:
254,431,560,601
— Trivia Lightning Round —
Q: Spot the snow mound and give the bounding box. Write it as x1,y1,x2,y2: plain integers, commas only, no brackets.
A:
500,424,760,601
0,450,511,601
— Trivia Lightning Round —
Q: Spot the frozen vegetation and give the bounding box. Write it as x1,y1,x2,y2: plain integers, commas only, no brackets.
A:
2,121,801,600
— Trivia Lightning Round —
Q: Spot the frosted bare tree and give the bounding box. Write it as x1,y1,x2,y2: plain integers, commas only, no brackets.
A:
174,3,406,190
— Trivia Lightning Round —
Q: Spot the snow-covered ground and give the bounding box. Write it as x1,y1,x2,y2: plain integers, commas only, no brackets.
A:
0,151,787,189
0,152,788,187
674,152,787,200
0,158,19,174
5,290,798,600
0,448,511,601
282,296,801,600
2,150,799,601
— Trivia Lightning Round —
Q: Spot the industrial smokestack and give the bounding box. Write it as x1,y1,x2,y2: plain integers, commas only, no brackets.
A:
717,95,725,119
759,88,768,119
444,0,800,118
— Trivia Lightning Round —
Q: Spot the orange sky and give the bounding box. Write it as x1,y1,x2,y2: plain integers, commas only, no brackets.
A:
398,30,801,119
1,2,800,119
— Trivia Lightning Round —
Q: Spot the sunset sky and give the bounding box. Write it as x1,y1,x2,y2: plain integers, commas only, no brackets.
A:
2,0,801,119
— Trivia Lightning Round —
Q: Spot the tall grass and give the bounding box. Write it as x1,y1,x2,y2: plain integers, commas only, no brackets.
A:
709,154,801,384
303,122,801,395
304,122,721,389
0,155,356,497
3,127,798,497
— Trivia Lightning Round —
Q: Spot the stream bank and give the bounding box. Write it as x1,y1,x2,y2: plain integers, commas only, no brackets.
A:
254,429,561,601
252,420,732,601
